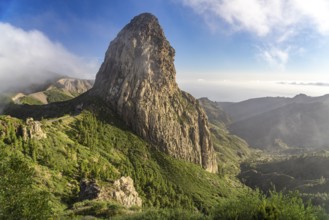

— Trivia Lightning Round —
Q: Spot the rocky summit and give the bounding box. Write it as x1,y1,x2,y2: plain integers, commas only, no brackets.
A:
91,13,218,173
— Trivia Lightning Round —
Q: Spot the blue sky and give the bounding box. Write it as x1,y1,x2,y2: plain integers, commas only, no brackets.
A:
2,0,329,101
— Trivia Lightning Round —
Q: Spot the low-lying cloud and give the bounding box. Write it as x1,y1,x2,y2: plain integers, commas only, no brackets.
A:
0,22,99,92
178,78,329,102
278,82,329,87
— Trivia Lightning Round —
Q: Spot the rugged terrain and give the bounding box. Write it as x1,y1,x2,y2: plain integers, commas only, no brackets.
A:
0,13,327,219
198,98,250,175
215,94,329,150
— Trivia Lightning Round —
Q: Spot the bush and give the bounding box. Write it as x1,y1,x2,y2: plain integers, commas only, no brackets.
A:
113,208,207,220
213,189,328,220
0,153,52,219
72,200,124,218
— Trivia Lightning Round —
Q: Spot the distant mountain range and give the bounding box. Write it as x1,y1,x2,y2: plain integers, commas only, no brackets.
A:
214,94,329,150
11,77,94,105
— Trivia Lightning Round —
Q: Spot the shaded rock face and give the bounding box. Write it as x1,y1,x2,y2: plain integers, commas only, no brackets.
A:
79,179,100,201
91,13,217,173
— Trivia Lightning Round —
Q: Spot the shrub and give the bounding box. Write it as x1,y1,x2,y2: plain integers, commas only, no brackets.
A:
213,189,328,220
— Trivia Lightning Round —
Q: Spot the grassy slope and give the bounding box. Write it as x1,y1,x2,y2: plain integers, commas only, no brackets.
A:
16,88,74,105
2,95,327,219
0,111,247,218
198,98,251,176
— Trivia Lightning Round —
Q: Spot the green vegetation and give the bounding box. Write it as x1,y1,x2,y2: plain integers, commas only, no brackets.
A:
44,88,73,103
114,208,208,220
198,98,251,176
0,112,241,218
0,151,52,219
115,190,328,220
211,123,250,176
0,111,327,219
19,95,44,105
213,190,328,220
240,151,329,213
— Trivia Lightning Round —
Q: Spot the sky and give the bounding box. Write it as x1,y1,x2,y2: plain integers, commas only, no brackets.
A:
2,0,329,101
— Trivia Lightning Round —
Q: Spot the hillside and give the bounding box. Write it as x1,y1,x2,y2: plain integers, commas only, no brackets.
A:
2,106,326,219
198,97,250,175
11,78,94,105
239,151,329,211
0,108,246,218
216,94,329,150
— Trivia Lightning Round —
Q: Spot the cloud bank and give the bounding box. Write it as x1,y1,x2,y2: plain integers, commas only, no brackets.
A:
180,0,329,69
0,22,99,92
178,78,329,102
278,82,329,87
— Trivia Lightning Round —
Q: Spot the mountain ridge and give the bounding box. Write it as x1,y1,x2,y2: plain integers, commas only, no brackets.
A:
12,77,94,105
214,94,329,150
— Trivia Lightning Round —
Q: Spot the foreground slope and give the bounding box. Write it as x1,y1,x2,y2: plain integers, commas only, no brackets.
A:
1,110,326,219
0,109,244,218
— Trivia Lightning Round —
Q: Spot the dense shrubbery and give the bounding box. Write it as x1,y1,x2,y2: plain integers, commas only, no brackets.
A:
240,152,329,212
0,152,53,219
213,190,328,220
72,112,202,210
19,96,44,105
114,208,207,220
44,88,73,103
0,113,328,219
115,190,328,220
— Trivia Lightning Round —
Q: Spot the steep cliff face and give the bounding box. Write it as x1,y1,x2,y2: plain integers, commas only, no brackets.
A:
91,13,217,173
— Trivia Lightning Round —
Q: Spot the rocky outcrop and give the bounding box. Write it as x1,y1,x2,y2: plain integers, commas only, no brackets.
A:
21,118,46,140
91,13,217,173
109,176,142,208
79,177,142,208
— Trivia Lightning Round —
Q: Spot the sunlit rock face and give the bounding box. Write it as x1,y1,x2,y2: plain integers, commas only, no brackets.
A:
91,13,218,173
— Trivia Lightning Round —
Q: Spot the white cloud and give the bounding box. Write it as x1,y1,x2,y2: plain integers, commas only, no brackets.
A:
0,22,99,92
181,0,329,36
278,81,329,87
291,0,329,34
259,46,289,70
180,0,329,70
